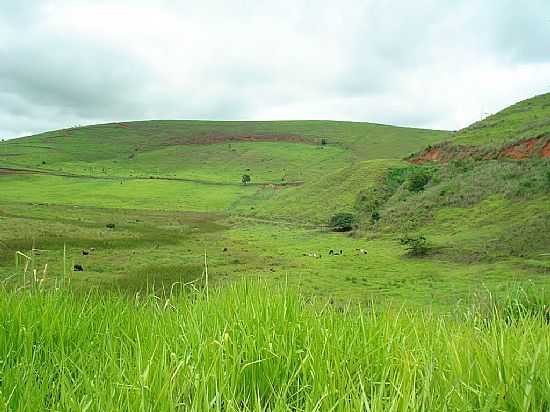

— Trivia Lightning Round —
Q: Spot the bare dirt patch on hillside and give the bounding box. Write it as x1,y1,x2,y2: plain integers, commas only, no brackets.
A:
499,138,539,160
409,148,444,164
410,136,550,164
170,134,312,146
0,168,32,175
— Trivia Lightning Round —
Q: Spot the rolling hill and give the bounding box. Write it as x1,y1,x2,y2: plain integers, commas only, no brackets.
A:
0,120,448,222
0,96,548,307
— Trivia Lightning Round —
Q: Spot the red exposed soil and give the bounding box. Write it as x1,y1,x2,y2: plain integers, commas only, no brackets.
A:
499,138,538,160
170,134,310,146
410,136,550,164
409,148,443,164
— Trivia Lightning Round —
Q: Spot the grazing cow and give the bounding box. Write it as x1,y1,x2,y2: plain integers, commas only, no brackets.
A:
82,250,89,255
106,223,115,229
223,247,228,252
73,264,84,271
329,250,334,255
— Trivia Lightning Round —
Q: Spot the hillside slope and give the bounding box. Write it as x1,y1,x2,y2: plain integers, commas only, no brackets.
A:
0,98,548,304
357,94,550,269
455,92,550,146
411,93,550,163
1,120,448,174
1,120,449,223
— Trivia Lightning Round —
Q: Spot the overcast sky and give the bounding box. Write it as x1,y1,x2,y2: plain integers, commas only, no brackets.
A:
1,0,549,139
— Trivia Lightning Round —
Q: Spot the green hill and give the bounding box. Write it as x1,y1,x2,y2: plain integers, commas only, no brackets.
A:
454,92,550,146
0,120,448,222
0,100,548,308
354,94,550,270
1,120,447,171
410,93,550,163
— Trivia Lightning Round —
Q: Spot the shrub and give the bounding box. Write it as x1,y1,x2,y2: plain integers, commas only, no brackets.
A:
328,213,356,232
399,234,430,256
354,187,383,215
385,167,409,192
241,174,251,185
407,169,432,192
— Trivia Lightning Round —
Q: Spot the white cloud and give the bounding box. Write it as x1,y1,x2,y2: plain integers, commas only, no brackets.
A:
0,0,549,139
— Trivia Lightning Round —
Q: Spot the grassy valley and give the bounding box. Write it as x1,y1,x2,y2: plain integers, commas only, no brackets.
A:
1,95,549,410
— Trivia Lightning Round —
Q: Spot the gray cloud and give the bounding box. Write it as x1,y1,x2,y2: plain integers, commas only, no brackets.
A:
1,0,549,139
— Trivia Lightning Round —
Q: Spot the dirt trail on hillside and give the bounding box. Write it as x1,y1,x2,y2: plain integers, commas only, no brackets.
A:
0,167,304,187
169,134,313,146
0,167,32,175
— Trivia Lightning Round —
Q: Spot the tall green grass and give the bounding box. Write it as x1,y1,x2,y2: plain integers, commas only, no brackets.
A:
0,281,549,411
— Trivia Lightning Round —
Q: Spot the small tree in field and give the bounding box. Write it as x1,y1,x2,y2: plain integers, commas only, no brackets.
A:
241,174,251,185
328,212,356,232
399,234,430,256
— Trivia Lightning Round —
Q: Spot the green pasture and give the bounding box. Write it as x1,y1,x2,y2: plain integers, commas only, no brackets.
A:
0,95,549,308
0,174,249,212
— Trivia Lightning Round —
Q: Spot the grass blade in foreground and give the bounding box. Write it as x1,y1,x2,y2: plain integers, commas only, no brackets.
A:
0,281,549,411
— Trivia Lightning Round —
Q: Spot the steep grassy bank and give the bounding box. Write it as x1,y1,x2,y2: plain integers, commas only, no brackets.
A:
454,92,550,146
1,281,549,411
410,93,550,163
356,158,550,267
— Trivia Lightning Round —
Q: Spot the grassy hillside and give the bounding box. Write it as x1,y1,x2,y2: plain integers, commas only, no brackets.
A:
1,97,549,307
0,120,448,225
1,96,550,410
356,155,550,279
1,120,448,176
454,92,550,146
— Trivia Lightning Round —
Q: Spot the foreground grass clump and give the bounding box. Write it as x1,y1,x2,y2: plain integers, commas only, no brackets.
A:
1,282,550,411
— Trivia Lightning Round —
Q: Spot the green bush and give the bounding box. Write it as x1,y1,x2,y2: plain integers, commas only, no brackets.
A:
399,234,430,256
328,212,356,232
407,169,432,192
354,187,383,215
385,167,409,191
